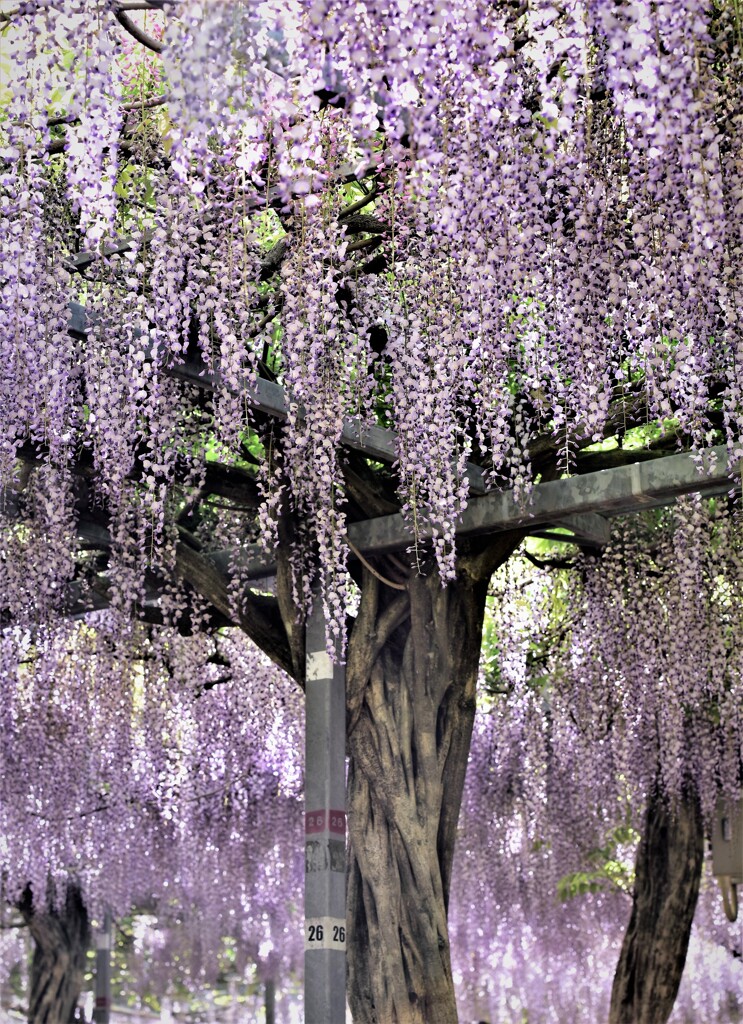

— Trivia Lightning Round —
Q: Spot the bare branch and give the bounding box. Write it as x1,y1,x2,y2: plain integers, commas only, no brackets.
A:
113,8,164,53
522,549,577,571
47,114,80,128
346,235,383,255
338,187,383,220
116,1,177,9
346,537,407,591
342,213,388,235
120,92,170,112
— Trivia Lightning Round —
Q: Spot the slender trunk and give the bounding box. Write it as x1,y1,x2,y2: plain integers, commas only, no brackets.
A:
609,786,704,1024
345,563,490,1024
19,883,91,1024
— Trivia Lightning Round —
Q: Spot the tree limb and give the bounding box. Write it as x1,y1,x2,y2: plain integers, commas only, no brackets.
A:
202,462,261,508
113,8,164,53
116,1,178,9
575,446,681,475
342,213,388,235
346,537,406,591
339,186,383,220
522,549,577,571
121,92,170,112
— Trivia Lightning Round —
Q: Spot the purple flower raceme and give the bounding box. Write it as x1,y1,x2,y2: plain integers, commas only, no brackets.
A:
0,618,304,991
0,0,741,617
0,1,741,1014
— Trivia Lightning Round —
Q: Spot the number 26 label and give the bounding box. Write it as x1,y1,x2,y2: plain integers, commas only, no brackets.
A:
305,917,345,950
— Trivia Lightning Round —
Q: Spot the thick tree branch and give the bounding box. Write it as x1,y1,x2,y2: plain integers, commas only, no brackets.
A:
202,462,261,508
47,114,80,128
459,531,527,584
528,385,697,474
342,213,388,235
575,446,681,475
346,235,383,255
341,451,400,518
522,549,577,571
273,512,306,683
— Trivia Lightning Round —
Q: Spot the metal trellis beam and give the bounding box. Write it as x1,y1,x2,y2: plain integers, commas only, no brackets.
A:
203,445,735,579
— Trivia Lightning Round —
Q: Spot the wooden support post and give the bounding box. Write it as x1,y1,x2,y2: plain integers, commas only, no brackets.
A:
304,588,347,1024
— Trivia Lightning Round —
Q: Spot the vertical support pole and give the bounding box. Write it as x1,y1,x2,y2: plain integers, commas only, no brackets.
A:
265,978,276,1024
92,911,111,1024
304,586,346,1024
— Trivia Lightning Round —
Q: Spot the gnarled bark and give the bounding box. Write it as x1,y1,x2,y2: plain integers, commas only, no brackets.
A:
609,785,705,1024
345,559,491,1024
19,883,90,1024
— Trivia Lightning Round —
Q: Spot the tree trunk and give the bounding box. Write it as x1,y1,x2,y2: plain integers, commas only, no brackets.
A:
345,559,491,1024
609,785,705,1024
179,510,519,1022
19,883,91,1024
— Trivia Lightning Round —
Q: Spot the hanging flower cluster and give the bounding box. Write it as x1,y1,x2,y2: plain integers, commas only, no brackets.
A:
559,498,743,814
0,618,304,987
0,0,741,629
0,463,77,624
483,498,743,820
450,702,743,1024
453,497,743,1019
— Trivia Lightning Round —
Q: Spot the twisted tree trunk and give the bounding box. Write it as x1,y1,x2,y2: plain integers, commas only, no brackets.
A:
19,883,91,1024
609,785,705,1024
344,558,492,1024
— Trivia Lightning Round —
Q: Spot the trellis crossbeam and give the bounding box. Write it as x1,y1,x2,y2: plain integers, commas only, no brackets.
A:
344,445,736,556
61,306,740,586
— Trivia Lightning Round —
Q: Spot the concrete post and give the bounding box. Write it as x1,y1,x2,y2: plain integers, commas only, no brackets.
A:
92,911,111,1024
304,587,346,1024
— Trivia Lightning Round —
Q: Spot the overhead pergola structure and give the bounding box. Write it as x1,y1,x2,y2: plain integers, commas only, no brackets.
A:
61,303,742,1021
52,305,741,1021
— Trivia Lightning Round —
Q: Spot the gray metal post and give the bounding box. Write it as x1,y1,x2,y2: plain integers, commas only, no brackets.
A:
92,911,111,1023
304,587,346,1024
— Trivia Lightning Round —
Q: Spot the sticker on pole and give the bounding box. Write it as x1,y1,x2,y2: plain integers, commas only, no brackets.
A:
305,809,346,835
306,650,333,681
305,917,346,951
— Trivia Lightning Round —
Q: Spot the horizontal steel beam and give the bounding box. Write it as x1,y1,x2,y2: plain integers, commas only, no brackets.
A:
59,307,740,594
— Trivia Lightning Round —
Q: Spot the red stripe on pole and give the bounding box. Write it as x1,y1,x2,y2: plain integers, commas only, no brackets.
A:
328,810,345,835
305,810,346,835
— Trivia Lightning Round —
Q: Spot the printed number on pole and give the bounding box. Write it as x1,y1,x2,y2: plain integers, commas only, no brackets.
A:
305,917,346,950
